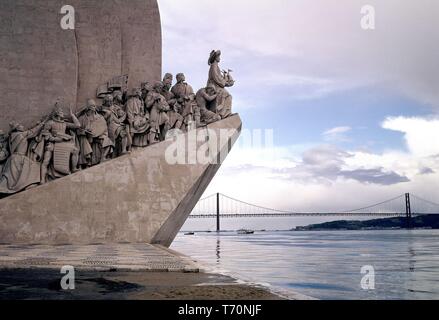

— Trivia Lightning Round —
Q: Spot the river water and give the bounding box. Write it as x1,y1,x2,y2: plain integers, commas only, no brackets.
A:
171,229,439,300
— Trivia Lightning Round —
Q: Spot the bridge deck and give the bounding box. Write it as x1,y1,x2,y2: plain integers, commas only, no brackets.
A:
189,213,419,218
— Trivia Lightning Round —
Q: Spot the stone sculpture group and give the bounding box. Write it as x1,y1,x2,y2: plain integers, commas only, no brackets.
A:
0,50,234,195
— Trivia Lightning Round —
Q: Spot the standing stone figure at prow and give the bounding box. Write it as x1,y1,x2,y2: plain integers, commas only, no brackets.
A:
207,50,235,119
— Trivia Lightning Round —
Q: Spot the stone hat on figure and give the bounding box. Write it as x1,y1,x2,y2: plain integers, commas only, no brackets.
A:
163,73,173,81
208,50,221,65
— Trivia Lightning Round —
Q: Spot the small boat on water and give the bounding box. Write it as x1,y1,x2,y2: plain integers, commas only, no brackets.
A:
237,229,255,235
184,232,195,236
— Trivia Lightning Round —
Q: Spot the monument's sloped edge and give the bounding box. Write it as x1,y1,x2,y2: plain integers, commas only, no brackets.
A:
0,115,242,246
152,116,242,247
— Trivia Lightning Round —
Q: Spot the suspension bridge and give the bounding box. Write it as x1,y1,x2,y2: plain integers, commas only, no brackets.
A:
189,193,439,231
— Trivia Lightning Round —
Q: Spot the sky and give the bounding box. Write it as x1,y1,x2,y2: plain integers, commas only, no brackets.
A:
158,0,439,216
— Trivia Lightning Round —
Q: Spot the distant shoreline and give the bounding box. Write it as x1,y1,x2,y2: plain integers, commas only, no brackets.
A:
293,214,439,231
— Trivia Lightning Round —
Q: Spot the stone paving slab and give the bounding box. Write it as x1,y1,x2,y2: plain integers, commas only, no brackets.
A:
0,244,199,273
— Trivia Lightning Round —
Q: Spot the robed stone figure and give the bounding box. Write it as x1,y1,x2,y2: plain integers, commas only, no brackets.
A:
77,99,114,166
207,50,234,119
0,121,44,193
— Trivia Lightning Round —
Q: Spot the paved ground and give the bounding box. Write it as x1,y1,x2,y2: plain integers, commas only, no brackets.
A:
0,243,287,300
0,243,199,272
0,268,285,300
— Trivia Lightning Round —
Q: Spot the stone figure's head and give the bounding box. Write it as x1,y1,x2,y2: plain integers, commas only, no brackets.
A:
208,50,221,65
113,90,123,103
52,105,65,119
86,99,97,112
176,73,186,83
163,73,173,90
141,82,152,95
9,121,24,132
185,93,196,102
104,94,114,107
153,81,164,93
131,88,142,98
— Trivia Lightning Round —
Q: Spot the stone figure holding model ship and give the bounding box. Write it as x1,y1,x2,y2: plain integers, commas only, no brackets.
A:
207,50,235,119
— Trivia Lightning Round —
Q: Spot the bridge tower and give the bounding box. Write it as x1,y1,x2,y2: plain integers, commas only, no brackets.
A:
405,193,412,229
216,193,221,232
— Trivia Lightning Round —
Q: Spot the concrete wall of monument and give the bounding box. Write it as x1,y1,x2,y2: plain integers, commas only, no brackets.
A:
0,0,161,132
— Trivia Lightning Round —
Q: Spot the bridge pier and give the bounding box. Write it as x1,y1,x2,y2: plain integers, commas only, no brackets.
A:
405,193,412,229
216,193,220,232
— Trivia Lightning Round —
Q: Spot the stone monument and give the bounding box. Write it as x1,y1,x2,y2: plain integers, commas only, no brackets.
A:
0,1,241,247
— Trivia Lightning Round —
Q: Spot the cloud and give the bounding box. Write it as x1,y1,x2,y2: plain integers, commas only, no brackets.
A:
322,126,352,142
202,142,437,212
419,167,435,175
274,145,410,185
323,127,352,136
339,168,409,185
382,116,439,157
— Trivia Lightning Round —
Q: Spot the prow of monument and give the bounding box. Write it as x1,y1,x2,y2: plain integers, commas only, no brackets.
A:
0,0,241,247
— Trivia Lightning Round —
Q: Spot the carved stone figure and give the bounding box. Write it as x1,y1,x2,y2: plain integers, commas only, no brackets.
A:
171,74,198,129
196,86,222,125
77,99,114,166
112,90,125,109
102,94,132,156
40,105,81,183
207,50,234,118
146,82,170,143
180,94,201,129
126,88,150,147
161,73,183,131
141,82,152,104
161,73,174,101
171,73,195,104
0,130,9,169
0,121,44,194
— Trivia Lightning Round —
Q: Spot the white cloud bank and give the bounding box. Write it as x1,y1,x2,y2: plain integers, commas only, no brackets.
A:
204,116,439,212
382,117,439,157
